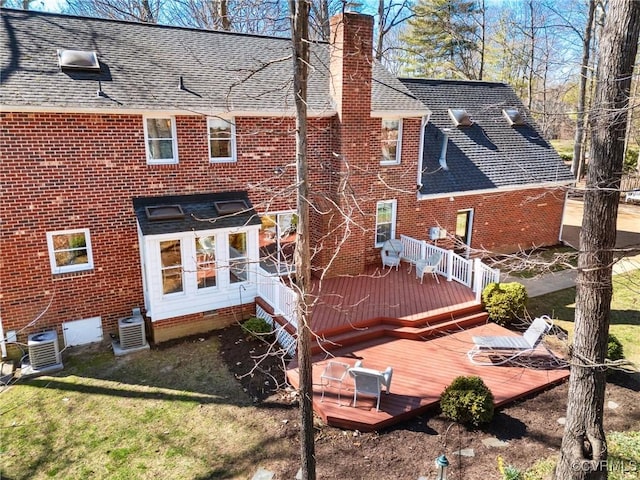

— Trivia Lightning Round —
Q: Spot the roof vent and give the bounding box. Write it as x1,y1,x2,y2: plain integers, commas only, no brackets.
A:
57,49,100,71
448,109,473,127
503,108,526,126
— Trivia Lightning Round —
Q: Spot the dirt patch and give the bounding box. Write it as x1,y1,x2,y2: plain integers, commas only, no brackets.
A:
219,323,640,479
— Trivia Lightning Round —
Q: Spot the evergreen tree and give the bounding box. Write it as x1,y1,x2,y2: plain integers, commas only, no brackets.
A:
400,0,481,79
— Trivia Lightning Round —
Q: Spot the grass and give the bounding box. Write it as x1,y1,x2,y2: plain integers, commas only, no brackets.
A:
524,431,640,480
527,268,640,367
494,245,578,279
0,338,288,480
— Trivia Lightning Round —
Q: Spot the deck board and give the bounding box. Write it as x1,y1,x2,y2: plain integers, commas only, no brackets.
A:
311,265,476,334
287,323,569,431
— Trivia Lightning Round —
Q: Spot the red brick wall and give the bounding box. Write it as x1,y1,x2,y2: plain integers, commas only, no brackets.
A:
0,112,332,344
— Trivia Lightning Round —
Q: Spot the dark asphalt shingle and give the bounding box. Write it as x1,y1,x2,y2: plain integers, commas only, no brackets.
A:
400,78,574,195
1,9,427,116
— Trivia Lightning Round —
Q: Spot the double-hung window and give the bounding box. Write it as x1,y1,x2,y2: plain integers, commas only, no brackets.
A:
144,117,178,164
160,239,183,294
381,118,402,165
208,117,236,162
375,200,397,246
228,232,247,283
46,229,94,274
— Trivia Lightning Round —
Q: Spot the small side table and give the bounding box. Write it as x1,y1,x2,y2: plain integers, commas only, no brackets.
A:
320,361,350,406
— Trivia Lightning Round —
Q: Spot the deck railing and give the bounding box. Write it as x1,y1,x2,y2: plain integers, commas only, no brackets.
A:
399,234,498,296
256,267,298,328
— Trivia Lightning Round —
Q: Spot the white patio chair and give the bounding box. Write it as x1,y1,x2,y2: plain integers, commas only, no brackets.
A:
415,252,443,284
348,360,393,411
380,239,403,270
467,316,554,366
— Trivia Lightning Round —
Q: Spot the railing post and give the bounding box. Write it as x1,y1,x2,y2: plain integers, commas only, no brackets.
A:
420,240,427,260
473,258,483,302
443,249,450,281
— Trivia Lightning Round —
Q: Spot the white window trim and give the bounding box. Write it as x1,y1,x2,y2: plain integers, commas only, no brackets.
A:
143,115,179,165
46,228,94,274
380,118,403,166
208,117,237,163
375,199,397,247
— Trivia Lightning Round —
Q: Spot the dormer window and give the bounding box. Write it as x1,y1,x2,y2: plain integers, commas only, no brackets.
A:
381,118,403,165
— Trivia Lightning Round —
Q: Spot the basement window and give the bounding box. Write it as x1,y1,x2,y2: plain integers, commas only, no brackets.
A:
57,49,100,71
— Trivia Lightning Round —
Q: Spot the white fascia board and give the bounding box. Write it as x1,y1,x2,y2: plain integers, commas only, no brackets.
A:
371,109,431,118
417,181,575,201
1,104,337,118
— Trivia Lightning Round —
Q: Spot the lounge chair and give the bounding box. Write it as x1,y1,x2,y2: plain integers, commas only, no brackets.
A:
467,316,554,366
380,239,403,270
348,360,393,411
415,252,443,284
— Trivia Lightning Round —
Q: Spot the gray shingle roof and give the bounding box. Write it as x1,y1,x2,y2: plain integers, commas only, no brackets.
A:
133,191,261,235
400,78,574,195
1,9,427,116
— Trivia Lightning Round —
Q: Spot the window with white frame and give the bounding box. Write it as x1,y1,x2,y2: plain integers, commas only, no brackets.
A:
381,118,402,165
228,232,247,283
160,239,183,294
144,117,178,164
208,117,236,162
196,235,216,289
375,200,397,246
46,229,94,274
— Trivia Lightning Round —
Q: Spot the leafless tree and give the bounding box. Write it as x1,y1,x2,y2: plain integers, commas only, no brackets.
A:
555,1,640,478
290,1,315,478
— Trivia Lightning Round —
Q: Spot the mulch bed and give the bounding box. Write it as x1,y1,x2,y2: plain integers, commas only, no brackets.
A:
218,323,640,479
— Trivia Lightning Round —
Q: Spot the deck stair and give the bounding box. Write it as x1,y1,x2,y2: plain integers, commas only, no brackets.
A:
311,303,488,355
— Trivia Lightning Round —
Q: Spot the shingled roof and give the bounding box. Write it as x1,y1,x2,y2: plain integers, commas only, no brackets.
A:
0,8,427,117
401,78,574,196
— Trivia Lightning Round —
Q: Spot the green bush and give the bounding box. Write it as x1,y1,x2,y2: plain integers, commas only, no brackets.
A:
482,282,528,326
440,375,494,427
624,148,638,173
607,333,625,361
241,317,272,338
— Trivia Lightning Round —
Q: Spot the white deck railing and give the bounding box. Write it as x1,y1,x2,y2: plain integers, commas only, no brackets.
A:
399,234,498,297
256,267,298,329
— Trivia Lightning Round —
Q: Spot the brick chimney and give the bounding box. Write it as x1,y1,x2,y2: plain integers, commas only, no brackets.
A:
320,13,375,277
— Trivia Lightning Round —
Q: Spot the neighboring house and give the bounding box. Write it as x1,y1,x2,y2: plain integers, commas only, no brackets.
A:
0,8,571,354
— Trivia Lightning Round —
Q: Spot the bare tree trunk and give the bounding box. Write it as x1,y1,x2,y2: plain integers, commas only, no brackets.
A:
527,0,535,111
376,0,385,61
290,1,315,479
572,0,596,177
478,0,485,81
219,0,230,30
555,1,640,479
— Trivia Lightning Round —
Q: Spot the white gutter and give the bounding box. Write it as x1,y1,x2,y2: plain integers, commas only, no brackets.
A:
417,180,574,201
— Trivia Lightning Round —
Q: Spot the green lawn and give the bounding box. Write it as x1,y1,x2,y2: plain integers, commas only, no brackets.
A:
527,268,640,367
0,338,288,480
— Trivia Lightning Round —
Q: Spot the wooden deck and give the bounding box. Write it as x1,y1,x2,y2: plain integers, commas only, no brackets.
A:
310,265,477,335
287,323,569,431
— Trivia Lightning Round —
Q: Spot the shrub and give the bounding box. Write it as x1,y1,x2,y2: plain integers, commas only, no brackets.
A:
440,375,494,427
241,317,272,338
624,148,638,172
607,333,624,361
482,282,528,326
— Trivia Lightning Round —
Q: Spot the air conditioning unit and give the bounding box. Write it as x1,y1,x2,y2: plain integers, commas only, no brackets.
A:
26,331,63,373
118,315,147,350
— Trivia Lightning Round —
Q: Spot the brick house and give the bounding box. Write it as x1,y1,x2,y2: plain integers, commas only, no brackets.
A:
0,8,572,355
